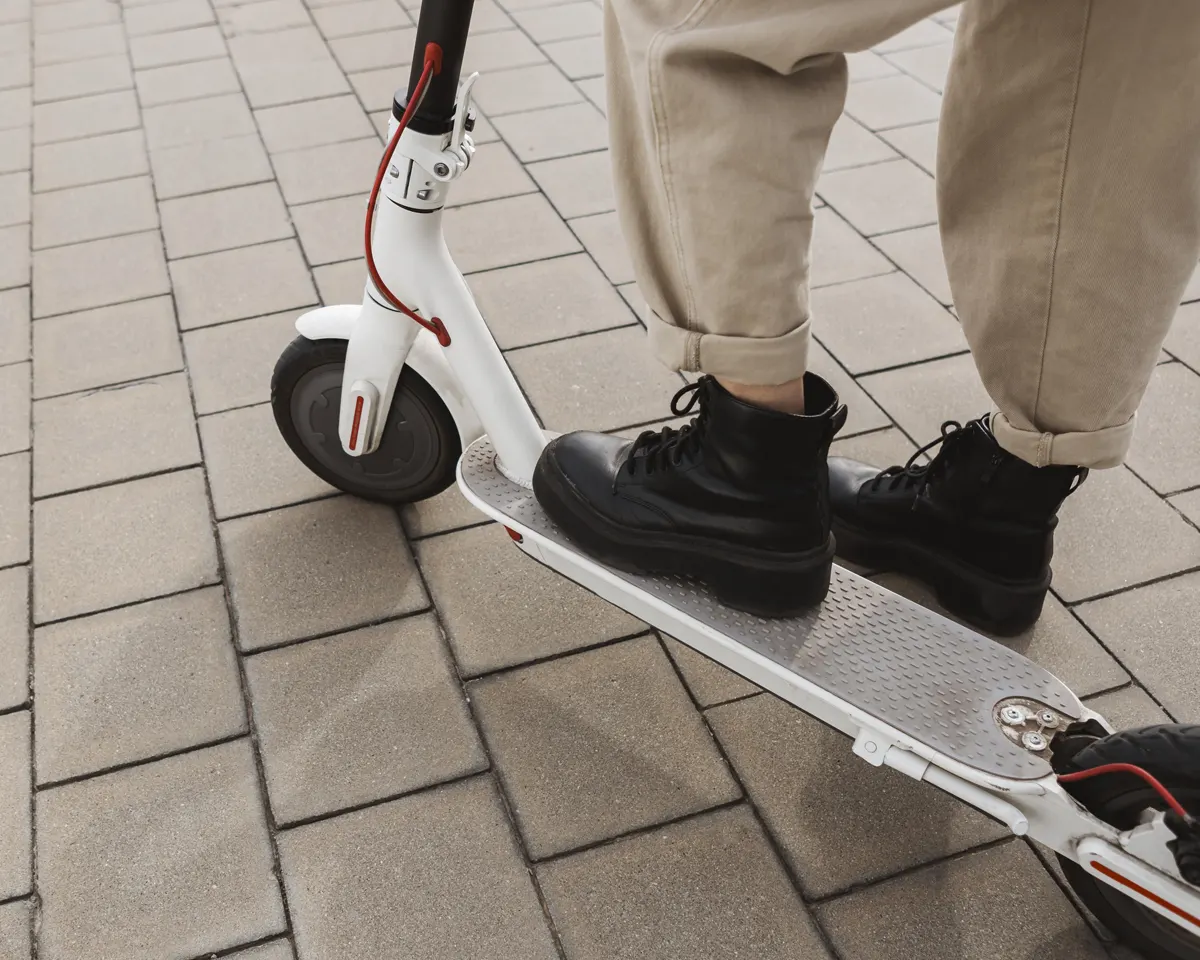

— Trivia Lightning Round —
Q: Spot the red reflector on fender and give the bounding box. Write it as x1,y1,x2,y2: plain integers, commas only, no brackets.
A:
504,527,523,543
349,395,365,451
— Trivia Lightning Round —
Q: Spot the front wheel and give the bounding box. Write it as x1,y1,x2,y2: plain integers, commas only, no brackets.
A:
1055,724,1200,960
271,336,461,504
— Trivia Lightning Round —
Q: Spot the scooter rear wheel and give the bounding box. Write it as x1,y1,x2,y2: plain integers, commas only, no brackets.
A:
1056,724,1200,960
271,336,461,504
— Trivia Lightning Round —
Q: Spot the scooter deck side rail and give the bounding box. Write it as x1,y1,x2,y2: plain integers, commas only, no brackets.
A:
460,437,1083,781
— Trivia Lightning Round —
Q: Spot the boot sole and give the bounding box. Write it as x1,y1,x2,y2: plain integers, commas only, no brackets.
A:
831,517,1049,636
533,457,834,619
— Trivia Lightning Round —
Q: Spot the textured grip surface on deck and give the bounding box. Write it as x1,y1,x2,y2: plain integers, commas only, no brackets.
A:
461,439,1081,780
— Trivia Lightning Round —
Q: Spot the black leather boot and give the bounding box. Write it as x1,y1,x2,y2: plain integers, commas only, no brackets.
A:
532,374,846,617
829,416,1087,635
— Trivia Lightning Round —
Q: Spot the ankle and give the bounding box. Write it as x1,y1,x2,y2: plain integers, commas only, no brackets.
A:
716,375,807,415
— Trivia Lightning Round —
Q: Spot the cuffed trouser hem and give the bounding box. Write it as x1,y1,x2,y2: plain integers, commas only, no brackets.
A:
991,411,1134,470
647,310,811,386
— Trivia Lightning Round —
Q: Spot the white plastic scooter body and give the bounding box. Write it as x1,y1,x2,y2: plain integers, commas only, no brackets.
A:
291,72,1200,942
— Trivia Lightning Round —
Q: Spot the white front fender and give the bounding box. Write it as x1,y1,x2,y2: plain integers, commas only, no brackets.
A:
293,304,484,450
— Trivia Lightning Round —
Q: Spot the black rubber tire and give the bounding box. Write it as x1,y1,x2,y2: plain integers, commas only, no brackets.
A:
1056,724,1200,960
270,336,460,504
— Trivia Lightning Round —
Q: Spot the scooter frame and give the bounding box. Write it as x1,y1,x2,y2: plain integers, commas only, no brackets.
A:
286,0,1200,944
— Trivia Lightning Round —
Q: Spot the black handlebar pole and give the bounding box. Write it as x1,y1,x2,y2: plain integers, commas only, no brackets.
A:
397,0,477,135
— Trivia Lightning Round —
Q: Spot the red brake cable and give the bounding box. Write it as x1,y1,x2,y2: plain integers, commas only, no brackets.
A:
1059,762,1190,820
363,42,451,346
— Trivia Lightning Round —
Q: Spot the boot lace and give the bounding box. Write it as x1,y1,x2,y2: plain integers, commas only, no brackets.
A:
869,417,981,498
625,379,709,477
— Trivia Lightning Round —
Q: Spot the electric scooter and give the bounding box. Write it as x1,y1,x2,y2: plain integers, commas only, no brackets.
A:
270,2,1200,956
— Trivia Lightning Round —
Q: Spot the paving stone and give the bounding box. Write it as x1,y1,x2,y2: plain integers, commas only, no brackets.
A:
160,182,291,259
872,17,954,53
135,56,241,106
279,777,558,960
445,140,537,207
33,469,219,622
328,25,414,71
813,271,966,374
508,324,683,432
526,148,612,219
246,614,485,824
880,119,939,173
0,566,27,710
311,256,364,304
399,484,488,539
816,840,1107,960
569,210,633,284
538,806,830,960
33,372,200,496
0,711,31,900
492,101,607,162
0,128,28,176
0,453,29,567
872,221,951,304
466,0,513,32
290,194,364,265
0,223,27,291
444,192,581,274
33,586,246,783
151,133,274,199
125,0,214,36
473,63,580,117
171,238,317,329
227,27,349,107
219,0,311,35
1084,684,1172,729
254,93,373,152
32,89,139,145
1172,487,1200,526
32,296,180,398
0,170,28,227
0,287,28,365
1127,362,1200,494
661,635,759,708
886,41,952,92
33,230,169,318
129,24,225,68
33,129,148,192
200,401,335,518
0,87,30,132
1166,300,1200,368
1076,571,1200,722
416,522,642,676
0,900,30,960
822,114,897,173
344,65,401,111
33,0,118,33
845,73,942,131
461,27,543,74
143,91,255,149
1054,465,1200,603
873,572,1128,697
224,941,293,960
0,51,29,92
0,361,29,454
272,137,378,205
846,49,899,81
184,309,300,413
858,351,992,441
510,0,600,41
221,495,427,650
468,252,631,349
819,156,937,236
32,175,158,249
810,206,894,288
471,636,739,857
37,740,286,960
576,74,605,114
541,34,602,79
32,53,131,104
33,24,122,67
808,339,891,438
311,0,407,38
708,693,1006,897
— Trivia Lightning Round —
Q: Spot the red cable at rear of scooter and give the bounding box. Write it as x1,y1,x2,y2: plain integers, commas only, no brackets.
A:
1059,762,1190,820
363,43,452,347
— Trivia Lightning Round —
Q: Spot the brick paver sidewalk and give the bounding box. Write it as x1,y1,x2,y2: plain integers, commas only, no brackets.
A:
2,0,1199,957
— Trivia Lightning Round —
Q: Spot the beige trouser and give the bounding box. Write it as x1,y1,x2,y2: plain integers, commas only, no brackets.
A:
605,0,1200,468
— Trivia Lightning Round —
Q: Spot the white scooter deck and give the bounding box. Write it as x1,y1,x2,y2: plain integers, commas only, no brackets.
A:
458,436,1084,785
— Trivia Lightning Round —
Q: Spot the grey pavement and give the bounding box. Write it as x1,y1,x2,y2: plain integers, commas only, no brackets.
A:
1,0,1199,958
